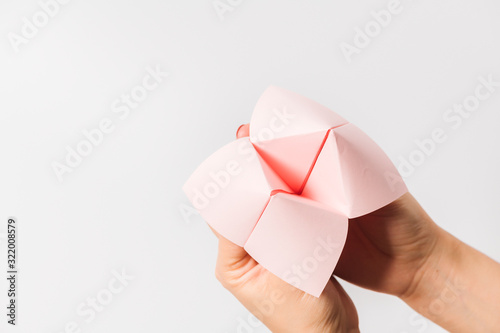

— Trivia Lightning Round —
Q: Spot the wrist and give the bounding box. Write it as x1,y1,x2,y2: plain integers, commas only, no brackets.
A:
401,227,500,332
401,228,462,319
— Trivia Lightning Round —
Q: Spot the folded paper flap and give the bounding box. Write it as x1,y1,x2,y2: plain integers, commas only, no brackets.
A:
301,125,407,217
252,130,329,194
255,153,293,194
250,86,348,142
183,138,274,246
301,130,349,215
244,192,348,297
333,124,408,217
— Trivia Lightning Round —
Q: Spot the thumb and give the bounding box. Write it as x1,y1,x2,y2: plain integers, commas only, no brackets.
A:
207,224,249,271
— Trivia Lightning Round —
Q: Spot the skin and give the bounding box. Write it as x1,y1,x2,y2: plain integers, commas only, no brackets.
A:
212,124,500,332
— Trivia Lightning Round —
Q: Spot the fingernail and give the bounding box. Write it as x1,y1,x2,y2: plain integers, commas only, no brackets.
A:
236,124,245,138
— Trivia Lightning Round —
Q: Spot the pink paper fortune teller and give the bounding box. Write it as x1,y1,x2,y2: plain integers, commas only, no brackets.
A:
183,86,407,297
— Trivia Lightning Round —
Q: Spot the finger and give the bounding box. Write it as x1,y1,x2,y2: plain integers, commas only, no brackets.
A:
207,223,249,267
216,234,249,268
329,275,359,328
236,124,250,139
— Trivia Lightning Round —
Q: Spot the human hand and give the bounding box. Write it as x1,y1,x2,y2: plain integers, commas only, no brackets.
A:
213,124,500,333
334,190,441,298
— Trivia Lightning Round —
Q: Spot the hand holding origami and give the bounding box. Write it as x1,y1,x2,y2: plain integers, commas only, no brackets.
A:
183,86,407,296
183,87,500,332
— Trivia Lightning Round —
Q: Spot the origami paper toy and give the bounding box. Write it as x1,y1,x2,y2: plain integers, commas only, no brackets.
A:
183,86,408,297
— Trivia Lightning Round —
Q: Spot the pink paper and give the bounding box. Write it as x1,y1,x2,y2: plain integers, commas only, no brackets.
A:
183,86,407,297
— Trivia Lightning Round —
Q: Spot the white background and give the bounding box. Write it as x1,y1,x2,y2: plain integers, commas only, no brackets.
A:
1,0,499,332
